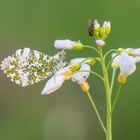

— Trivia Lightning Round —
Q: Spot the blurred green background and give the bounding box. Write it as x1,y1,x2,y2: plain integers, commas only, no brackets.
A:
0,0,140,140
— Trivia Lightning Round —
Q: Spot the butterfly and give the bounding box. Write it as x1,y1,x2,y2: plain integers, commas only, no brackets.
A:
0,48,66,87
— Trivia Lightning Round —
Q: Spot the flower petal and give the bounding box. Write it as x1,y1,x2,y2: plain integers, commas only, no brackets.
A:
119,52,136,77
41,75,65,95
72,64,90,84
130,48,140,56
70,58,93,65
54,39,74,49
70,58,85,64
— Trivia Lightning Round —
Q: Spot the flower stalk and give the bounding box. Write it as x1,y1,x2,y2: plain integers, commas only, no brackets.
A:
99,47,112,140
86,91,106,133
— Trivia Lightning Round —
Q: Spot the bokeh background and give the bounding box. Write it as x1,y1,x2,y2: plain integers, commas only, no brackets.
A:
0,0,140,140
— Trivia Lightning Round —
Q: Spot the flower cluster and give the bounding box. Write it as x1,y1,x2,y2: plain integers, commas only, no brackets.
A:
88,19,111,46
1,48,65,87
111,48,140,84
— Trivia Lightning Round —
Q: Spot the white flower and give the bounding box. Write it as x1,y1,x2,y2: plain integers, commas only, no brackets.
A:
54,39,83,50
96,40,105,46
119,52,136,77
112,48,140,66
70,58,90,85
112,52,137,84
72,64,90,84
41,58,91,95
112,52,136,76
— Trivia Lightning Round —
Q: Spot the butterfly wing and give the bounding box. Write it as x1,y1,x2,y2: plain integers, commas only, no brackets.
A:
1,48,56,87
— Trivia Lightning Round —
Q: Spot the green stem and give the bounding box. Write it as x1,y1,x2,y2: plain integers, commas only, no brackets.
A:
86,91,106,133
99,47,112,140
111,84,122,116
83,45,99,54
104,49,117,60
110,69,116,95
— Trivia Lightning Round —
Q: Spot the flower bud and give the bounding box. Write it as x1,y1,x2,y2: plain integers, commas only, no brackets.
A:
103,21,111,35
96,40,106,46
70,64,80,71
118,74,126,84
54,40,83,50
81,82,89,92
88,19,100,38
72,42,83,50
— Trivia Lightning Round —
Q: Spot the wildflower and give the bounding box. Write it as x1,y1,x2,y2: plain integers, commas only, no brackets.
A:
71,59,91,92
118,52,136,84
54,39,83,50
88,19,111,43
71,63,90,84
41,58,91,95
112,52,137,84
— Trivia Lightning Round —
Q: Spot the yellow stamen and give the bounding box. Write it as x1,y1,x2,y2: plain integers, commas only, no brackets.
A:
81,82,89,93
118,74,126,84
64,70,73,80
